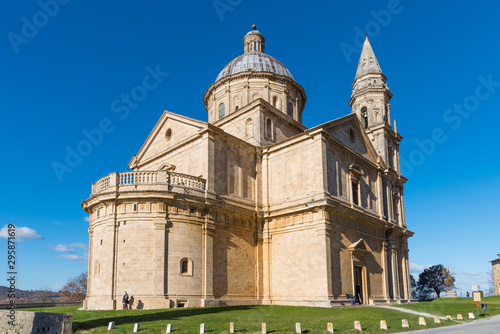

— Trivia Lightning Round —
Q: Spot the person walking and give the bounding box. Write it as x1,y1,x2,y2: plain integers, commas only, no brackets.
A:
122,291,129,309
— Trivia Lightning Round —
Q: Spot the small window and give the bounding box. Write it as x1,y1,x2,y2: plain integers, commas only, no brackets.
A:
352,180,359,206
235,106,239,111
273,96,278,107
180,258,193,276
100,239,103,245
287,102,294,118
219,103,225,119
165,128,172,141
133,204,137,211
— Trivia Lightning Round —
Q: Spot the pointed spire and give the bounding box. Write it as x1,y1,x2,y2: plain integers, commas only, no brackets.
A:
354,37,382,80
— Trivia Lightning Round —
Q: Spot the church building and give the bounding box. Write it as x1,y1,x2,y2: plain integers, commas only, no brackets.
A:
82,25,414,310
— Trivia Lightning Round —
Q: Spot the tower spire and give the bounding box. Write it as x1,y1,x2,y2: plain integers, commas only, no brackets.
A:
355,37,382,80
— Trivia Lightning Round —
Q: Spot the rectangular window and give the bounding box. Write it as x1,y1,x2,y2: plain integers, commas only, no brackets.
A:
352,180,359,205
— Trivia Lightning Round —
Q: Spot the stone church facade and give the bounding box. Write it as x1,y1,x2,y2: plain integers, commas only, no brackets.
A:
82,25,414,310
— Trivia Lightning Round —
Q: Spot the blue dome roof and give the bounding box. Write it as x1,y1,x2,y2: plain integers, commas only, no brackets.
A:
216,51,294,81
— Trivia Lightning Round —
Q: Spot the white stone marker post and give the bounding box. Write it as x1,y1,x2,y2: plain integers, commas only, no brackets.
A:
380,320,387,329
419,317,426,325
230,322,235,333
327,322,334,333
457,314,463,320
434,317,441,323
295,323,301,334
402,319,409,328
262,323,267,334
468,312,475,319
108,322,115,330
166,323,172,334
354,321,361,330
133,323,140,332
446,315,452,320
200,323,205,334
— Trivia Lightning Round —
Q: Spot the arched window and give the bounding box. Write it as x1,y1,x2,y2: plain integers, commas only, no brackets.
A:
361,107,368,128
218,103,225,119
266,118,272,139
287,102,294,118
180,258,193,276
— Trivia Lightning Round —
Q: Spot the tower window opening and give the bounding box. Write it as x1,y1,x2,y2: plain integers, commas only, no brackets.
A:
361,107,368,128
219,103,225,119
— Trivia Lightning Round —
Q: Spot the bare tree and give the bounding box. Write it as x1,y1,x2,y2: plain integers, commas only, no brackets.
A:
486,270,495,296
60,272,87,301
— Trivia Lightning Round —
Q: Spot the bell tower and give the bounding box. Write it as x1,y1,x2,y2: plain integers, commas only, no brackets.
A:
349,37,400,172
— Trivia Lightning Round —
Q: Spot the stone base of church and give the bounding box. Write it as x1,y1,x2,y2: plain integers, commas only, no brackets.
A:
84,295,415,310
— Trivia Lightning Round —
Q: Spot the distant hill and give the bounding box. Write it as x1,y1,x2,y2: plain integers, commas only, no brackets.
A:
0,286,63,303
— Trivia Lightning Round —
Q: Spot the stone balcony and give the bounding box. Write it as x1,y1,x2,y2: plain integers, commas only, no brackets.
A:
89,171,206,199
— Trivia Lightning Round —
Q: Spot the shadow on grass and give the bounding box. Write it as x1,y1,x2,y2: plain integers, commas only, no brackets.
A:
75,305,258,331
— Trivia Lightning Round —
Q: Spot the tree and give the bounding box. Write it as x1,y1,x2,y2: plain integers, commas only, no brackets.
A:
443,267,456,292
60,272,87,301
417,264,445,298
410,274,418,299
486,270,495,296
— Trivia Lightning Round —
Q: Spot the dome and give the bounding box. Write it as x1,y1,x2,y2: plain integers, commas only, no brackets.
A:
216,51,294,81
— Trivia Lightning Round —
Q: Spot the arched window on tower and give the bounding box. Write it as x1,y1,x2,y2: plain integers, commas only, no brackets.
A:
218,103,225,119
287,102,294,118
361,107,368,128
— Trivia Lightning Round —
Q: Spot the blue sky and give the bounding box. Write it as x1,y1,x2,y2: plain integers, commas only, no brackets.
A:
0,1,498,295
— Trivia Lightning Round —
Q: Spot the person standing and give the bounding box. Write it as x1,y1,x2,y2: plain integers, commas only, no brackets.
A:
122,291,129,309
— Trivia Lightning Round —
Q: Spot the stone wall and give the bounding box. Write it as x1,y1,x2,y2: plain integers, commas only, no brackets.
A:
0,310,72,334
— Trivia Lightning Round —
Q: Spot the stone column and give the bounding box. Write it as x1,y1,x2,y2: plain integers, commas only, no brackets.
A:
400,187,406,227
202,223,215,302
381,241,389,300
87,227,94,298
153,219,168,298
401,249,409,300
392,247,400,300
377,172,384,219
386,181,394,222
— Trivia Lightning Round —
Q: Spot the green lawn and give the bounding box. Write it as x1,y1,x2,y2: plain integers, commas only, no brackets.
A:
24,304,457,333
395,295,500,319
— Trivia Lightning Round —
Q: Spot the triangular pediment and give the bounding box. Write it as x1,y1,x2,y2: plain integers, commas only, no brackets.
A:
128,111,207,169
313,114,382,167
349,238,372,255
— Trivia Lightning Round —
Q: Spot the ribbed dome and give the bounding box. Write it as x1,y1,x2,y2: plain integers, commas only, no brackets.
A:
216,51,294,81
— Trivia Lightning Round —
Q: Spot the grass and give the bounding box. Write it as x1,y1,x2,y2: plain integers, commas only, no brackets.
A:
395,295,500,319
23,304,458,333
